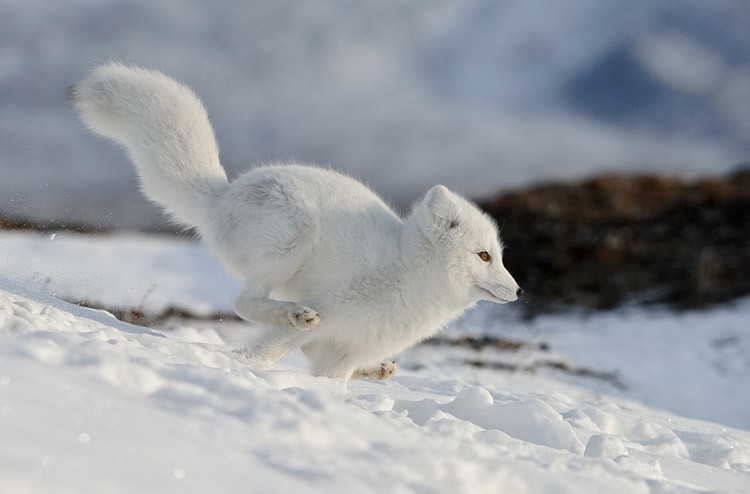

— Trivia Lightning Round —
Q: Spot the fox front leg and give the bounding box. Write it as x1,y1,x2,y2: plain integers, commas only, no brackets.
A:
234,288,320,330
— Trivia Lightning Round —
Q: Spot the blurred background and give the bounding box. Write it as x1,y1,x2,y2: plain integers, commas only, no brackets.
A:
1,0,749,231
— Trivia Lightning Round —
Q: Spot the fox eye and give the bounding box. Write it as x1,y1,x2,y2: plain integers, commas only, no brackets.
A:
477,251,492,262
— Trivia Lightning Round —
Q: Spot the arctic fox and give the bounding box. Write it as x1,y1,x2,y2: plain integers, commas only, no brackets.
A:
69,63,522,381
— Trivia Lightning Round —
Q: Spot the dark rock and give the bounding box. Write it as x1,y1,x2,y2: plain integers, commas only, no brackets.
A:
0,214,110,234
478,169,750,316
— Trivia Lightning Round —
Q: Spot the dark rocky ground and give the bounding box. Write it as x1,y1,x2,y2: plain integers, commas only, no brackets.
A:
478,168,750,316
4,169,750,318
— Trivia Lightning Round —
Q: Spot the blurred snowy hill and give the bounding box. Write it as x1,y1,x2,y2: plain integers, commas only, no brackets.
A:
1,0,749,230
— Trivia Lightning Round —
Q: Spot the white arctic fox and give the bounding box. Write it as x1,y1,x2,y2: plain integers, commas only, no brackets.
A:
70,63,522,381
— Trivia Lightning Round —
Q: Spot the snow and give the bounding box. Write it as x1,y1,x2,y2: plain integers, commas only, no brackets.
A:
0,230,240,315
1,231,750,492
495,306,750,431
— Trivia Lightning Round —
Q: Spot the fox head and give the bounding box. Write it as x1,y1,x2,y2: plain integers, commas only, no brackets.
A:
414,185,522,306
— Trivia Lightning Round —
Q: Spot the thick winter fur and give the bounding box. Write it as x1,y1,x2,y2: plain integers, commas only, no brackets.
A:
70,63,522,381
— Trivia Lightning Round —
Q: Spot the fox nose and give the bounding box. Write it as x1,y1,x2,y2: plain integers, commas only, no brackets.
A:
516,287,524,297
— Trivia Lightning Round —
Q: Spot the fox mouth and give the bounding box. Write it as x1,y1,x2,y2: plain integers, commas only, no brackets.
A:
476,283,515,304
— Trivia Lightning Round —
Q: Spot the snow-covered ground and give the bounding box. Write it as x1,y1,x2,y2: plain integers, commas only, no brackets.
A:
1,230,749,492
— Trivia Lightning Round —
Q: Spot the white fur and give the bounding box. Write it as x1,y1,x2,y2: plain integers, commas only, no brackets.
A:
71,62,522,381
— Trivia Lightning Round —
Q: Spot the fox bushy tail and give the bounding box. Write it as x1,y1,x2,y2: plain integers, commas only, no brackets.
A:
69,62,229,229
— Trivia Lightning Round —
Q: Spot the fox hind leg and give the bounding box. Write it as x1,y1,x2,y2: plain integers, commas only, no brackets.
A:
301,342,396,381
238,324,310,369
302,341,357,380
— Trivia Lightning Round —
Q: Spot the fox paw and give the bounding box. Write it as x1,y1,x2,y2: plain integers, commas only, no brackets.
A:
353,361,397,381
287,306,320,330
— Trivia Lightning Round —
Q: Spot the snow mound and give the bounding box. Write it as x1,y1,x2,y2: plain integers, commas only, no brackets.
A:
2,282,749,493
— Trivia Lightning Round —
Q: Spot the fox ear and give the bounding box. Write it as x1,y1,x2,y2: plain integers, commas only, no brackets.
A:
424,185,460,230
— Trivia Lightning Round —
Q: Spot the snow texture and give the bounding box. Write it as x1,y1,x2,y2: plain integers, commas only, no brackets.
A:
1,231,750,493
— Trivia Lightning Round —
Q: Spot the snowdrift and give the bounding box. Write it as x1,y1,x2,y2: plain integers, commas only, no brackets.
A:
2,275,749,492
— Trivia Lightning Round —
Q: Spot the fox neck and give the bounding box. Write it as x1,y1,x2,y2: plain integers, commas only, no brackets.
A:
393,218,472,320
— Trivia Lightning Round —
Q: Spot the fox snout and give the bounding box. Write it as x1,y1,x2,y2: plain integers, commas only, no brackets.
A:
474,263,523,304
